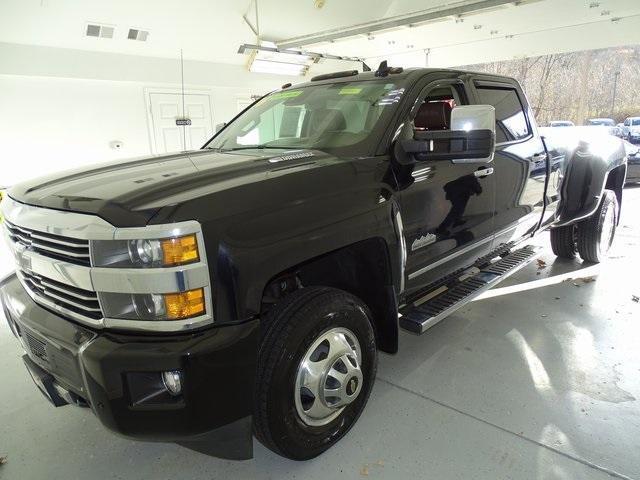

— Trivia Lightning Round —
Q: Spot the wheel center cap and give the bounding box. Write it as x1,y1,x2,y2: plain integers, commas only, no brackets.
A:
346,376,359,396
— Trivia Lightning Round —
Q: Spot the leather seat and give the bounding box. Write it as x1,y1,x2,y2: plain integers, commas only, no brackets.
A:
414,102,452,130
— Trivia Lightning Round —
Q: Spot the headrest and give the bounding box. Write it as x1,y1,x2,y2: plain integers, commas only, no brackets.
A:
309,108,347,132
414,102,452,130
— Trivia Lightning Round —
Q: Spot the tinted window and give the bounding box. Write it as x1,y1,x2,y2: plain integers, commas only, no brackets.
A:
476,86,530,143
633,119,640,126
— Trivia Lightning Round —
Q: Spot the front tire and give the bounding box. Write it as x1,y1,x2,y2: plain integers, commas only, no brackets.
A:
254,287,377,460
576,189,618,263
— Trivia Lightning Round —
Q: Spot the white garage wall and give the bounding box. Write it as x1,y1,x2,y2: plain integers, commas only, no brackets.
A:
0,42,309,187
0,75,260,186
0,75,150,186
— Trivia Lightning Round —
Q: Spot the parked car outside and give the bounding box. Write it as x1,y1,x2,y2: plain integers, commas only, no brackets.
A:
623,116,640,144
624,140,640,184
609,126,625,138
549,120,575,127
586,118,616,126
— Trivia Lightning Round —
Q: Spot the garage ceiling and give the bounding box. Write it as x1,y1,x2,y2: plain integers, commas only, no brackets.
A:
0,0,639,69
303,0,640,66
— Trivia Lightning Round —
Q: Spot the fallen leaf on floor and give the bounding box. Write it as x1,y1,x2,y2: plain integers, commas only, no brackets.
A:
633,295,639,303
0,456,6,465
360,466,369,476
541,314,547,317
573,283,581,287
536,259,547,269
554,296,561,300
580,277,596,283
375,460,385,467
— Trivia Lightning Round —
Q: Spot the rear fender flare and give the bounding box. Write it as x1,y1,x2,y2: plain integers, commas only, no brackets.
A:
554,138,626,227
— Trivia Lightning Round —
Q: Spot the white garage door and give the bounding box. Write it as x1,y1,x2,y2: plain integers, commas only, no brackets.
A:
149,93,213,154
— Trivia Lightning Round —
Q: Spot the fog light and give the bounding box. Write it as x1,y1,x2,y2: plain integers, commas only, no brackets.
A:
162,370,183,396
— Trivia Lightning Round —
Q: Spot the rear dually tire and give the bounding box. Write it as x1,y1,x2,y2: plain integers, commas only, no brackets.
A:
576,189,618,263
550,224,578,259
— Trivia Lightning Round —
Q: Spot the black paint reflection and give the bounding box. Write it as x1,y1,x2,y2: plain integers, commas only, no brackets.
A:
437,173,483,240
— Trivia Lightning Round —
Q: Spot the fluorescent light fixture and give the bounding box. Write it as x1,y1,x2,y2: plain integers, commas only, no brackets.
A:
239,42,366,76
249,58,309,76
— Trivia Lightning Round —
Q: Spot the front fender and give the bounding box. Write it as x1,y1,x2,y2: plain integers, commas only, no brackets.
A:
555,136,626,227
234,199,403,319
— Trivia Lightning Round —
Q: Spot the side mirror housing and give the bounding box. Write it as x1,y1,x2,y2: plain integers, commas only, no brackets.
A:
401,105,496,163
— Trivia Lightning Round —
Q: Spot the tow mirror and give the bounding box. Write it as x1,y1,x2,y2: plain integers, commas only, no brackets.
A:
401,105,496,163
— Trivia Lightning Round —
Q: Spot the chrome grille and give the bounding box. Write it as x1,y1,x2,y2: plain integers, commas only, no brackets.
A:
19,270,102,320
5,220,91,266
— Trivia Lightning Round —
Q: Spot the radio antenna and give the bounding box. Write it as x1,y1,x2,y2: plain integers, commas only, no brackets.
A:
180,48,186,151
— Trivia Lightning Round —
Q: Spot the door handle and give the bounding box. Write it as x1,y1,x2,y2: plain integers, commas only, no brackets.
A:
532,152,547,162
474,167,494,177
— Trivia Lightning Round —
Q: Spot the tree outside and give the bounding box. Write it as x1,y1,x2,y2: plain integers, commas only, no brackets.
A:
457,45,640,126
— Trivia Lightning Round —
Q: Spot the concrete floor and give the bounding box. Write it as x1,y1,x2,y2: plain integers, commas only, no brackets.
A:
1,186,639,480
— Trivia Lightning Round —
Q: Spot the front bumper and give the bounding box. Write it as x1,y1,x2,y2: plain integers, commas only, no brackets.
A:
0,273,259,459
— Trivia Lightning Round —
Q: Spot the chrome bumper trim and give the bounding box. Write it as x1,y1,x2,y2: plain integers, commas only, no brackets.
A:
91,262,210,294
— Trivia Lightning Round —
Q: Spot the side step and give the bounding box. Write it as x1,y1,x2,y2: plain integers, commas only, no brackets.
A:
400,245,541,335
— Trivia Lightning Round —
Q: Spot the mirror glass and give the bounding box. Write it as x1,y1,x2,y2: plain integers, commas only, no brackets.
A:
450,105,496,133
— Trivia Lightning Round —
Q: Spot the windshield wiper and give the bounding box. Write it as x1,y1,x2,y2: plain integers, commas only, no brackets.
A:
221,145,299,152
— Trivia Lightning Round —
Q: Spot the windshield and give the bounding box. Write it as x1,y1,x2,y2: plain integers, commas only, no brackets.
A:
205,80,405,156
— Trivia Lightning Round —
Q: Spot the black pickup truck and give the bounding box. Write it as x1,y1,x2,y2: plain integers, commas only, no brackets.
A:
0,64,628,461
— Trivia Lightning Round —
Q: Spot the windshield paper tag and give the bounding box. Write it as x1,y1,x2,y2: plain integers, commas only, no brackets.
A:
339,87,363,95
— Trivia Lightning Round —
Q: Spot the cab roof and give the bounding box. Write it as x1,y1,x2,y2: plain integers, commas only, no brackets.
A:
283,66,518,90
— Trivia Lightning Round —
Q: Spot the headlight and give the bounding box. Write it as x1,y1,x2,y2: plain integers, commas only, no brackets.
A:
91,234,200,268
99,288,206,321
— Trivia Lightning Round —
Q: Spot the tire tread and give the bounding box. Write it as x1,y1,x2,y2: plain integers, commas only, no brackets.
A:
550,225,577,259
576,189,617,263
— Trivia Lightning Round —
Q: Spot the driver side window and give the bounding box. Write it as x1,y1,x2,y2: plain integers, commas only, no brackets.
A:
412,84,468,132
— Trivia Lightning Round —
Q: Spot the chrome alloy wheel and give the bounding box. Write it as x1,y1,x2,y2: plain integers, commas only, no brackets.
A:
600,205,616,255
294,327,363,427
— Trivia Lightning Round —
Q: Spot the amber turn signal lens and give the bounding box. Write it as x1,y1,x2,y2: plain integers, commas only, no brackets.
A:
161,234,199,266
164,288,205,320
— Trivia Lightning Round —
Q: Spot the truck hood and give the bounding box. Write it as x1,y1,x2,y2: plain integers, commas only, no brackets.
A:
9,148,327,227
